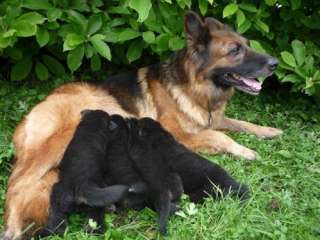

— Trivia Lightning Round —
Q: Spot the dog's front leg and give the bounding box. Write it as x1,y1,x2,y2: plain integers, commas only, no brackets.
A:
180,129,257,160
217,117,283,139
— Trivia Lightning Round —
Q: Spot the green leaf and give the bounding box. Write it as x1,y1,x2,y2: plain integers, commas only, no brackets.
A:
12,20,37,37
17,12,46,25
282,74,300,83
291,40,305,66
67,10,88,33
90,34,111,60
127,40,143,63
63,34,85,51
90,54,101,71
67,45,84,71
198,0,208,16
239,3,257,13
169,36,185,51
36,27,50,47
223,3,238,18
35,61,49,80
290,0,301,10
47,8,62,22
236,10,246,27
42,54,66,76
128,0,152,22
281,51,296,68
10,57,32,81
156,33,170,52
255,19,269,33
118,28,141,42
250,40,266,54
237,19,251,34
142,31,155,44
22,0,52,10
87,15,102,36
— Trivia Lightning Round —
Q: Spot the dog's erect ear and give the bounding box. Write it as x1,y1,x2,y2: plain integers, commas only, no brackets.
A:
184,11,207,45
81,109,91,116
205,17,229,32
109,120,118,131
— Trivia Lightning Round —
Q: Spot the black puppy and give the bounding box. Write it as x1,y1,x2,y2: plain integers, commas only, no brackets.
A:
38,110,140,237
129,117,249,203
102,115,183,235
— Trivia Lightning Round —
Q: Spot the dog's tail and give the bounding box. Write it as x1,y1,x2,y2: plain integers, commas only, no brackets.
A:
79,184,130,207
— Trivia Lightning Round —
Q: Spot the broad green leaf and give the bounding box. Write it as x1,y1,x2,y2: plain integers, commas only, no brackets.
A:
36,28,50,47
87,15,102,36
63,34,85,51
67,10,88,33
90,34,111,60
2,30,16,38
239,3,257,13
35,61,49,80
236,9,246,27
67,45,84,71
108,6,131,15
42,54,66,76
47,8,62,22
237,19,251,34
5,47,22,60
281,51,296,68
0,37,12,49
85,43,94,58
291,40,305,66
169,36,185,51
156,33,170,51
22,0,52,10
255,19,269,33
127,40,143,62
142,31,155,44
250,40,266,54
129,0,152,22
10,57,32,81
118,28,141,42
290,0,301,10
12,20,37,37
17,12,45,25
282,74,300,83
223,3,238,18
198,0,208,16
90,54,101,71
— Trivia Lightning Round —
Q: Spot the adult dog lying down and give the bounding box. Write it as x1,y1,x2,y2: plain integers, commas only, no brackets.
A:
39,110,248,237
3,11,280,239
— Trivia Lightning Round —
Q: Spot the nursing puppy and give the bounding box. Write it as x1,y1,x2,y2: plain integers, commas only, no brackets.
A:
127,117,249,203
38,110,138,237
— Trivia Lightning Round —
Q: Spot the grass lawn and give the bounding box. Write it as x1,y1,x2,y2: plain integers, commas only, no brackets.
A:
0,80,319,240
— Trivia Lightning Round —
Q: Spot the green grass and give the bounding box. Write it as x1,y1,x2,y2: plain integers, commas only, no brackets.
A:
0,80,319,240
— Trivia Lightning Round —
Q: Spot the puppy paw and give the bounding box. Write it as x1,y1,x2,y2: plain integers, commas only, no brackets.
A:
256,127,283,139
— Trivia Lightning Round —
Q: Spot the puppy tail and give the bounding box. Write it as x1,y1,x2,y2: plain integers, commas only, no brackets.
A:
80,184,130,207
155,191,171,236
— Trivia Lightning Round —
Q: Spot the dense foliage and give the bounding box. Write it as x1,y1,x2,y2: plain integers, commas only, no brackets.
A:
0,0,319,96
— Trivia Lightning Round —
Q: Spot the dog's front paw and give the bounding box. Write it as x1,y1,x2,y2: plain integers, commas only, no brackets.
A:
257,127,283,139
241,148,257,160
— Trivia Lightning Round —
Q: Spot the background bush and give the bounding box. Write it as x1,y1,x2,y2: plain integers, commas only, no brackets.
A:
0,0,319,96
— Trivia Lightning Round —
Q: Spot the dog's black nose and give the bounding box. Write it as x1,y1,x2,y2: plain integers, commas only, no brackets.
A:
267,57,278,71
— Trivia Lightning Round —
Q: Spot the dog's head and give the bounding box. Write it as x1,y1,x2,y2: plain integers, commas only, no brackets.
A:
184,11,278,95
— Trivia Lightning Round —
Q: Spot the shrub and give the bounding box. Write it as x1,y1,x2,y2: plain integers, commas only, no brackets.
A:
0,0,319,96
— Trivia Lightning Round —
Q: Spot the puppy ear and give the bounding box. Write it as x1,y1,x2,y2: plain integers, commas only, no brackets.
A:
80,109,91,116
184,11,207,45
109,120,118,131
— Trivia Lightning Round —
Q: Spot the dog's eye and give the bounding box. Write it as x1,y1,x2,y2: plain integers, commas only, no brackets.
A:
229,44,242,55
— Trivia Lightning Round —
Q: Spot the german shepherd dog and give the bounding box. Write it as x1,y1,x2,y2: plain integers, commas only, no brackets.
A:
2,11,281,239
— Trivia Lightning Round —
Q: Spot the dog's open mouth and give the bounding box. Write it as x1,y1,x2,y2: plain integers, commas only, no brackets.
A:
225,74,262,95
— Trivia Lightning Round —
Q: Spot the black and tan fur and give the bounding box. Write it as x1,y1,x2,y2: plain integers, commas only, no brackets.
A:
2,11,282,239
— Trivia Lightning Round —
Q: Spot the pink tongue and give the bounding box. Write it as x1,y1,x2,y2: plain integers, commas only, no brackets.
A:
241,78,262,91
